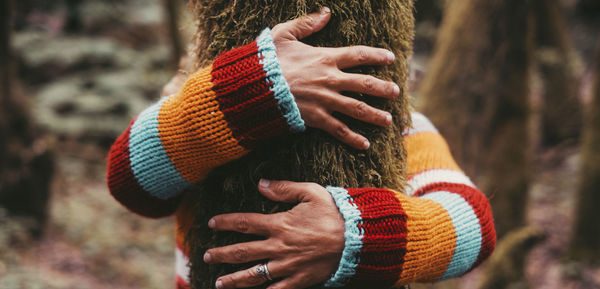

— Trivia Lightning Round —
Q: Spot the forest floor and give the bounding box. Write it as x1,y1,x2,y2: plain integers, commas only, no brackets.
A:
1,0,599,288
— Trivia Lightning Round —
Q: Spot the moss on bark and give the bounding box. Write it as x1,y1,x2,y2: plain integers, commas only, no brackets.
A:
182,1,413,288
419,0,534,238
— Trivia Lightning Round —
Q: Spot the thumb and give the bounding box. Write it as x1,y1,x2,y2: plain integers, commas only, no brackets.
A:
258,179,318,203
275,7,331,41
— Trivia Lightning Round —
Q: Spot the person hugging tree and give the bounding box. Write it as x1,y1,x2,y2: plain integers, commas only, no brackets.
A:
106,1,496,289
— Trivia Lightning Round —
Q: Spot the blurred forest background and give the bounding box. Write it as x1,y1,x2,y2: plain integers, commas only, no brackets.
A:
0,0,598,289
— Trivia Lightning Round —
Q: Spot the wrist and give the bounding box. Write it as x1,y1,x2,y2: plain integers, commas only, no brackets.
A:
208,28,305,149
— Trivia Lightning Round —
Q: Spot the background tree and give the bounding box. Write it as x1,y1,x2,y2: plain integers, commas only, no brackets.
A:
0,0,53,237
567,40,600,263
419,0,534,238
533,0,582,147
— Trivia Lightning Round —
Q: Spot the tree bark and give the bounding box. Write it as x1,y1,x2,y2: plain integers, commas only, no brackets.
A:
419,0,534,238
534,0,582,147
0,0,53,237
567,40,600,263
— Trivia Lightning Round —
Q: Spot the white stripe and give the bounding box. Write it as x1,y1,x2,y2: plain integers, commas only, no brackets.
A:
404,112,438,136
175,248,190,283
405,169,475,195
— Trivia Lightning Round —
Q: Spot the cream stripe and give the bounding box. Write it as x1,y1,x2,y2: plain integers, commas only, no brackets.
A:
404,112,438,136
175,248,190,283
405,169,476,196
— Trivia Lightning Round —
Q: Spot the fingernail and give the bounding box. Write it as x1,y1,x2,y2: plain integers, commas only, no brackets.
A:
363,140,370,149
216,280,223,289
386,51,395,63
386,113,393,125
393,84,400,96
259,179,270,188
321,7,331,14
204,252,212,263
208,218,216,229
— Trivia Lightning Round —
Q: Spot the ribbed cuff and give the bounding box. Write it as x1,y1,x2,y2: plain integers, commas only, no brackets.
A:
210,28,305,148
256,28,305,133
324,187,363,287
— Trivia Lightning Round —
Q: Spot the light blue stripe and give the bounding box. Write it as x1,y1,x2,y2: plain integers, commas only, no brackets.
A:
324,187,363,287
129,98,190,199
421,191,482,280
256,28,306,133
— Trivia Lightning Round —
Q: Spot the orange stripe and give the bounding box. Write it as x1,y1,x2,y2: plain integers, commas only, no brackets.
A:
158,66,249,183
394,194,457,284
404,131,461,177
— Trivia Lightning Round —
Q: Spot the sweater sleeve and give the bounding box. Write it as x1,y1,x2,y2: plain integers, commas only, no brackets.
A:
106,28,304,218
324,112,496,288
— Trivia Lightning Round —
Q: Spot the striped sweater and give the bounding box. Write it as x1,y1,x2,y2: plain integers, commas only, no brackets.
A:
106,28,495,289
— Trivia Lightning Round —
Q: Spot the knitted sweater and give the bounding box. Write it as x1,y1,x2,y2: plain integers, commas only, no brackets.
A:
106,29,496,289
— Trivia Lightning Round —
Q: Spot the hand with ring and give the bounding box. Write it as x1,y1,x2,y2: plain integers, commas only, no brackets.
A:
203,180,345,289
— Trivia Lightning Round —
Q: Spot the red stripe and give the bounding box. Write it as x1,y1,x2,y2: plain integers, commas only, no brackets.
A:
211,41,289,148
414,183,496,268
176,275,190,289
345,188,408,287
106,119,181,218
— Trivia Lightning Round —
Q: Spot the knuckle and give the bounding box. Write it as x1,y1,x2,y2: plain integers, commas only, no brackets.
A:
354,101,368,118
335,124,349,138
247,268,264,284
362,77,374,90
354,46,368,63
318,55,335,66
233,247,248,262
235,216,250,233
324,73,340,87
301,15,315,29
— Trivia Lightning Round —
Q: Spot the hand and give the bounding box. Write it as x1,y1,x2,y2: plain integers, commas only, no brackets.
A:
204,180,345,289
273,7,399,150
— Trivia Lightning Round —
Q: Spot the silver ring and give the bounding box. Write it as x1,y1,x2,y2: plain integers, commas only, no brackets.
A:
256,263,273,281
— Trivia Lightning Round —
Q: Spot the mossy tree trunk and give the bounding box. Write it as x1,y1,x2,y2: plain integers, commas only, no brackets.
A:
184,1,413,288
0,0,53,237
419,0,534,238
567,41,600,263
534,0,582,147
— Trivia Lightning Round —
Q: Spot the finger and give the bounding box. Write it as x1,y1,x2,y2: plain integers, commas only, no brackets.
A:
308,110,370,150
330,96,392,127
273,7,331,40
338,72,400,99
210,213,274,236
258,179,324,203
217,260,288,289
205,240,277,264
329,45,395,69
266,273,312,289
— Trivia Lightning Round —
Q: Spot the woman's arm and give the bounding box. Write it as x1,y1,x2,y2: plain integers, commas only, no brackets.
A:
106,8,400,218
205,112,496,289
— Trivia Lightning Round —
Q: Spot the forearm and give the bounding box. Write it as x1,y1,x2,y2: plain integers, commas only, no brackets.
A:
325,112,496,287
106,28,303,218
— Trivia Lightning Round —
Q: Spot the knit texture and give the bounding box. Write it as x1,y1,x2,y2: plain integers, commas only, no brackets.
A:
323,112,496,287
107,28,303,217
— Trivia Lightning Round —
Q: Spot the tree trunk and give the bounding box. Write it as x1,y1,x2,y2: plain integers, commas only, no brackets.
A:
567,40,600,263
534,0,582,147
419,0,534,238
163,0,183,68
476,227,545,289
0,0,53,237
185,1,413,288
